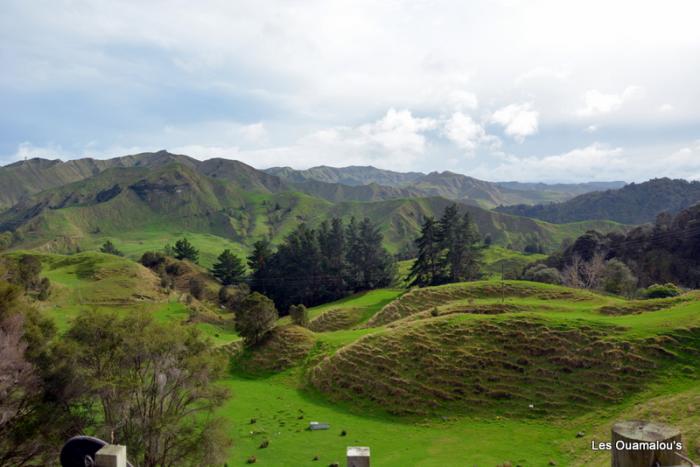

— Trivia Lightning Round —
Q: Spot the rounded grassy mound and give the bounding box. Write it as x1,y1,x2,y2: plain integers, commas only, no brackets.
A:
310,315,679,417
366,281,601,327
308,307,364,332
233,325,315,374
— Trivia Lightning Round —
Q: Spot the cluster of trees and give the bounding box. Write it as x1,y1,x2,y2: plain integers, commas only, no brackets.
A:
0,272,231,466
545,205,700,289
247,217,395,310
408,204,483,287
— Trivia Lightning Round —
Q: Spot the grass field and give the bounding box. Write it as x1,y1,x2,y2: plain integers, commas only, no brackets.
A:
10,249,700,465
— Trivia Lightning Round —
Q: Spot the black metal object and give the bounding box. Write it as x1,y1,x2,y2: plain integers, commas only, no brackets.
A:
60,436,133,467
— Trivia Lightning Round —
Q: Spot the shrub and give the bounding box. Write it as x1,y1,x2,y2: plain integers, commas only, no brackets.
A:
522,264,563,285
219,284,251,310
139,251,166,269
189,277,205,300
642,283,682,299
174,238,199,263
99,240,123,256
289,304,309,327
602,259,637,297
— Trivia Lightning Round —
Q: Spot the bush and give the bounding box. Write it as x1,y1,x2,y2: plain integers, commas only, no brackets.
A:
642,283,682,299
139,251,166,269
219,284,250,310
99,240,123,256
289,304,309,327
189,277,205,300
174,238,199,263
522,264,563,285
602,259,637,297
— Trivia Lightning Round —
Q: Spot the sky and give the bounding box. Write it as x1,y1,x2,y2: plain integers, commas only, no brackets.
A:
1,0,699,182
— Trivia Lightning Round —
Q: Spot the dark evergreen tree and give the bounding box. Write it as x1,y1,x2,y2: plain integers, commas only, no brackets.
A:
407,216,443,287
344,217,362,288
173,238,199,263
247,239,274,293
452,212,483,281
318,218,348,299
350,218,396,290
211,249,246,285
99,240,123,256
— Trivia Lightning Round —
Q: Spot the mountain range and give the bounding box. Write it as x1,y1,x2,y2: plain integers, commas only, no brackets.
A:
496,178,700,224
0,151,624,257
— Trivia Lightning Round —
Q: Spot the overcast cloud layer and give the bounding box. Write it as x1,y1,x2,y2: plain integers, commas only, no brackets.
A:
1,0,699,182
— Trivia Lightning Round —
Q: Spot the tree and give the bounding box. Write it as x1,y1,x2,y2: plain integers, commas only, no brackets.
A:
247,239,274,296
100,240,123,256
64,310,230,467
602,259,638,297
174,238,199,263
212,249,246,285
350,218,396,290
289,304,309,327
441,211,482,282
0,280,83,466
523,264,563,284
407,216,443,287
236,292,278,346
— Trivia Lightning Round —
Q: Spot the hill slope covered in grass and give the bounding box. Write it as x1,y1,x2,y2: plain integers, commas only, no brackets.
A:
497,177,700,224
0,162,625,261
221,280,700,465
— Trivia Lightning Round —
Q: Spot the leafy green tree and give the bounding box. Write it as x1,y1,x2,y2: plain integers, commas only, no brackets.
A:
289,304,309,327
174,238,199,263
99,240,124,256
602,259,637,297
0,279,83,466
64,310,230,467
407,216,443,287
212,249,246,285
236,292,278,346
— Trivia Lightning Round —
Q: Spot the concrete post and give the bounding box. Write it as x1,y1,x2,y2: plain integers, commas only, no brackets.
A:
95,444,127,467
347,446,370,467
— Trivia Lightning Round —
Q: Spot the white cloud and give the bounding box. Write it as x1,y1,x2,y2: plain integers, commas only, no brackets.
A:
239,122,267,143
577,85,645,116
490,104,539,142
659,103,674,112
442,112,489,152
585,124,598,133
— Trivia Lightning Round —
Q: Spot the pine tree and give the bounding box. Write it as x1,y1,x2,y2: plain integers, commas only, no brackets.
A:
407,216,443,287
211,249,246,286
352,218,396,290
438,204,460,282
100,240,123,256
454,212,483,281
247,239,274,296
317,218,348,299
173,238,199,263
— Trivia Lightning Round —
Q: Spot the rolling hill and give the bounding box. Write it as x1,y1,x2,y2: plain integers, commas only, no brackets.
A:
0,160,624,261
497,178,700,224
267,165,625,208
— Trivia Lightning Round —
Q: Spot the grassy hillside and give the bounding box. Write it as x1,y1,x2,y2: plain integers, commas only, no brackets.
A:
497,177,700,224
221,280,700,465
0,163,625,264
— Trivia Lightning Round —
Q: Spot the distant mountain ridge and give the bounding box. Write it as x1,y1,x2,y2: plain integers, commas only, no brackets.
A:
0,153,622,256
496,178,700,224
266,165,626,208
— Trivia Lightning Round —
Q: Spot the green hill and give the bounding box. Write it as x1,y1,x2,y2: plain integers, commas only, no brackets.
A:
497,177,700,224
0,162,625,262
